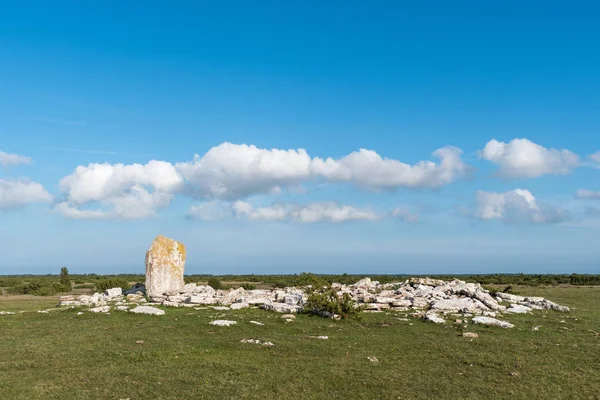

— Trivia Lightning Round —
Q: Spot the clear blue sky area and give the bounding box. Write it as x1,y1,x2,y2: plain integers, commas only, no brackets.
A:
1,1,599,274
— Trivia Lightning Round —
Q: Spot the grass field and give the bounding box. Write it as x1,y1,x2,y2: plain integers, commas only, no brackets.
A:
1,286,599,400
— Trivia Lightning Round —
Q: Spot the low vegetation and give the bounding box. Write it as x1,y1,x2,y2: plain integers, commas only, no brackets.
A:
0,285,598,399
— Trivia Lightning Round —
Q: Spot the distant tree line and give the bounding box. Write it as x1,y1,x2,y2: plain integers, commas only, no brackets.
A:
1,271,599,296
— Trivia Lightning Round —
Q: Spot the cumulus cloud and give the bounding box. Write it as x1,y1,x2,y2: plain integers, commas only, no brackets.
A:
589,152,600,164
474,189,566,223
176,142,469,200
312,146,467,190
480,138,579,178
391,206,419,223
176,143,313,199
0,179,53,209
57,160,183,219
575,189,600,200
0,150,32,167
231,201,380,223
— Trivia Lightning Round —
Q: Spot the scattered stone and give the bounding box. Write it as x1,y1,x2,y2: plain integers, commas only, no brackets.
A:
106,287,123,298
241,339,274,347
136,340,145,344
249,321,265,326
281,314,296,320
210,306,230,311
0,311,15,315
472,316,514,329
455,319,463,324
76,312,84,316
145,235,186,300
462,332,479,338
229,302,250,310
130,306,165,316
367,356,379,362
506,304,532,314
89,306,111,313
209,320,237,327
309,336,329,340
115,306,129,311
424,311,445,324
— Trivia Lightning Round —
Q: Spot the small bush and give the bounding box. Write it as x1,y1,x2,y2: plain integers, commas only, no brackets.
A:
273,281,287,289
305,286,359,319
96,278,131,292
74,280,86,284
208,278,223,290
74,284,95,289
59,267,71,289
240,283,256,290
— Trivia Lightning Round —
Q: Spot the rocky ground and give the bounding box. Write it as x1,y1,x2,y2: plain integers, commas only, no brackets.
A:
55,277,570,328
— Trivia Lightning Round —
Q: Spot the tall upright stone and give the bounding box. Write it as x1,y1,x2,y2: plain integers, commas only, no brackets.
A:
145,235,186,300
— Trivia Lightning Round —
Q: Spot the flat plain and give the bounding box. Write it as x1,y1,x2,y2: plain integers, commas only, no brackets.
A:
1,286,599,400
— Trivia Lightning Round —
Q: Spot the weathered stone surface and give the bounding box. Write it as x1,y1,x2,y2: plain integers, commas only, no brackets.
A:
424,311,445,324
505,304,532,314
241,338,274,346
106,288,123,298
221,288,246,305
462,332,479,338
130,306,165,316
210,320,236,326
145,235,186,300
472,316,514,328
89,306,110,313
0,311,16,315
186,294,216,305
126,293,146,303
263,301,301,313
230,302,250,310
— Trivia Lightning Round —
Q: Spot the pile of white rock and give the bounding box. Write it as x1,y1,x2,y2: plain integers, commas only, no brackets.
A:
57,276,569,326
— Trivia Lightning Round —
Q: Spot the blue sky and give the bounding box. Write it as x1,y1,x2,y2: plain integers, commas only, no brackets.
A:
1,1,599,274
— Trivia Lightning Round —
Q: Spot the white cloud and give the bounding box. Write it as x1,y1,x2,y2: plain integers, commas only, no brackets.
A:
474,189,566,223
232,201,380,223
0,179,53,209
589,152,600,164
480,138,579,178
57,160,183,219
391,206,419,223
312,146,467,190
176,142,468,200
576,189,600,200
176,143,313,199
0,151,32,167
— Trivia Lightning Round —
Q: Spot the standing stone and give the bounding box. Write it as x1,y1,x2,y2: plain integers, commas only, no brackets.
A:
145,235,186,300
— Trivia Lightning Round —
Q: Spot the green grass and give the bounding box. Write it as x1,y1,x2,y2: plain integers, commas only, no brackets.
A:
1,286,599,399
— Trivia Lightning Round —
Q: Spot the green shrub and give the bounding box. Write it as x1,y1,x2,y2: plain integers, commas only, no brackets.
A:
74,280,86,284
59,267,71,288
305,286,359,319
74,284,95,289
96,278,131,292
240,283,256,290
8,281,71,296
208,278,222,290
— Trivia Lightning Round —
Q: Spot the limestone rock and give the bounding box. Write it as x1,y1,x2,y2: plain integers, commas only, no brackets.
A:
424,311,445,324
505,304,532,314
106,288,123,298
472,316,514,328
145,235,186,300
462,332,479,338
209,320,237,326
230,302,250,310
89,306,111,313
130,306,165,316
